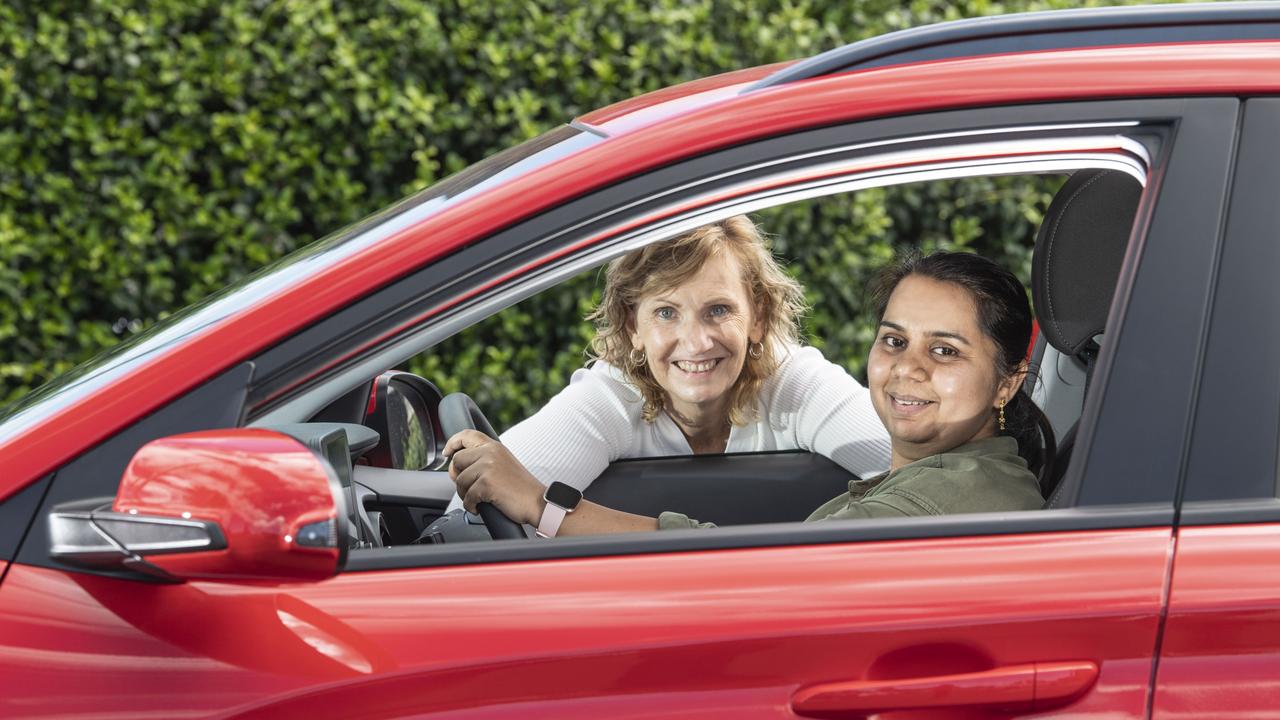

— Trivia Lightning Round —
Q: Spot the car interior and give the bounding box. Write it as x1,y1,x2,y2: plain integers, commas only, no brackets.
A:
250,162,1145,549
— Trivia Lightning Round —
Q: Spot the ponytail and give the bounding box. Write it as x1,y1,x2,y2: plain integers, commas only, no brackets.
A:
1003,384,1055,490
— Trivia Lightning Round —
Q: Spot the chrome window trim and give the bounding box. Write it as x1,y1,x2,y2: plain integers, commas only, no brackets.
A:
257,130,1149,426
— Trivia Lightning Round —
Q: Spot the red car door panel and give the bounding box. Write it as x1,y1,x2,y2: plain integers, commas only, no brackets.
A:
1,528,1170,718
1152,98,1280,719
1153,524,1280,719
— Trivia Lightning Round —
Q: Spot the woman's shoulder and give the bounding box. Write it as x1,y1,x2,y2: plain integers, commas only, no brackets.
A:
876,437,1043,514
763,344,833,392
500,359,648,462
572,359,642,401
759,344,869,414
505,359,644,431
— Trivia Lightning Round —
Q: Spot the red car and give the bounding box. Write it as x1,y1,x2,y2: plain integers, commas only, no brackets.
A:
3,4,1279,717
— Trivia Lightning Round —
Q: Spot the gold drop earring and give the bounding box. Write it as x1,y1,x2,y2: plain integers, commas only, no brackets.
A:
998,400,1007,431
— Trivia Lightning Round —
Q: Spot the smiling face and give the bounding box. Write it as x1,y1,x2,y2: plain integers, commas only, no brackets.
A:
630,250,763,425
868,274,1023,469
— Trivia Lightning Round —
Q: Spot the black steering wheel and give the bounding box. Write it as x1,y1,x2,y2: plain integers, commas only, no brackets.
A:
438,392,527,540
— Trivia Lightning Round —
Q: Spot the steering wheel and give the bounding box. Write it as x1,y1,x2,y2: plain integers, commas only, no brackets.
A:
438,392,527,540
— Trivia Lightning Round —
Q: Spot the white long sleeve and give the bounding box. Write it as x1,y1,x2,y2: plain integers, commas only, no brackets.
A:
757,346,892,479
444,346,891,511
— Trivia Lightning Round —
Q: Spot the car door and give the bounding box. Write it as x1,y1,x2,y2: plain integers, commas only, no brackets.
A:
0,98,1235,719
1151,98,1280,718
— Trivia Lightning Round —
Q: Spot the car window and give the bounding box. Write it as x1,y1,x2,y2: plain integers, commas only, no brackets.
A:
372,165,1136,540
414,174,1064,434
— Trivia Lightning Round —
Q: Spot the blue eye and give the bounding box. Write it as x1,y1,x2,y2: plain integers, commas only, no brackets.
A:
655,307,676,320
709,304,729,317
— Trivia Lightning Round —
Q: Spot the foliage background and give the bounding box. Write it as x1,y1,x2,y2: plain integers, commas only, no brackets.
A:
2,0,1152,427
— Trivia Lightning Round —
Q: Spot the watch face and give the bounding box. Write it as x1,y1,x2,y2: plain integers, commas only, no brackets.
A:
544,481,582,510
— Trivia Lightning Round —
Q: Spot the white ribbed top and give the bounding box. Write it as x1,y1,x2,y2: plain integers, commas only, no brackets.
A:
446,346,891,511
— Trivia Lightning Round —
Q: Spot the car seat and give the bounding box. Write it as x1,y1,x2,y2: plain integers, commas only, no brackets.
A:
1031,168,1143,508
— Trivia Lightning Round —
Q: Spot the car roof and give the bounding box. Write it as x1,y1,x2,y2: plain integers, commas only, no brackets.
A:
758,1,1280,87
578,2,1280,134
4,11,1280,500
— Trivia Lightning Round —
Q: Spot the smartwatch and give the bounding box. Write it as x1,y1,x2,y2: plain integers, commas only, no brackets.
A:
536,481,583,538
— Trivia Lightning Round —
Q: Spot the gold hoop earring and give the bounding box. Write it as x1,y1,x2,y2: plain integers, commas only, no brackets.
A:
997,400,1007,432
748,341,764,359
629,347,647,367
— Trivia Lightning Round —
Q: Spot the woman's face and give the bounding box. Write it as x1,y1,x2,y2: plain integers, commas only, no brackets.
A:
867,274,1022,469
630,251,762,422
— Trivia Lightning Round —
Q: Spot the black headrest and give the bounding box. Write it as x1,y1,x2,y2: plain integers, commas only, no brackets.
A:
1032,169,1142,356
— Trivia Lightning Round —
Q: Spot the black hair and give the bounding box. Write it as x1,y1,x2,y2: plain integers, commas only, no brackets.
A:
872,250,1055,488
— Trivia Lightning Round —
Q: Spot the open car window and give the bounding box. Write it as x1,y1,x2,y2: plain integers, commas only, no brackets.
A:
375,173,1076,531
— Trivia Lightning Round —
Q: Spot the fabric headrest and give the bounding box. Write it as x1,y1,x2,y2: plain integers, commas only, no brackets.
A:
1032,169,1142,356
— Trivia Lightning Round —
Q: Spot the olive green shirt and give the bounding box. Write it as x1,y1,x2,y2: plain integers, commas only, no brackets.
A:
657,436,1043,530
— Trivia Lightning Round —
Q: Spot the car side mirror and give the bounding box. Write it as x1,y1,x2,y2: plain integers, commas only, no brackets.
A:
48,427,349,583
363,371,445,470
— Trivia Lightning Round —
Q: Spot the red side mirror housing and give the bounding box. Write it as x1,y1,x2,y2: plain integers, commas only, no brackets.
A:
51,428,348,583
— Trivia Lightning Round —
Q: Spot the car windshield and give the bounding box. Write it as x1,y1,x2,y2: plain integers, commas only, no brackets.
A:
0,125,601,441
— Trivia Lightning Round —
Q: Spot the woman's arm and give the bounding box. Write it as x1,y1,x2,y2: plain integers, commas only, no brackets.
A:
502,364,646,483
445,364,638,511
445,430,658,535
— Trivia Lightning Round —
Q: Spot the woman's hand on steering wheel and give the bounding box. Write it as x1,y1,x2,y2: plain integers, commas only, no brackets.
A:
444,429,545,527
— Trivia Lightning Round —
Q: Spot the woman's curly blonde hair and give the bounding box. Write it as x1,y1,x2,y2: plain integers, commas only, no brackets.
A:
587,215,807,425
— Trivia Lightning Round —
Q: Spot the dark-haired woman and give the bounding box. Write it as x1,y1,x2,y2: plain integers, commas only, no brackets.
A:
444,251,1047,534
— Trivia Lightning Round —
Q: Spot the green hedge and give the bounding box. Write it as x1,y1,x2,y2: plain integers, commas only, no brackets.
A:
1,0,1152,425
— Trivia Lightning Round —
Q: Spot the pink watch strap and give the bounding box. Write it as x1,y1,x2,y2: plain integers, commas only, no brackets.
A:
536,502,568,538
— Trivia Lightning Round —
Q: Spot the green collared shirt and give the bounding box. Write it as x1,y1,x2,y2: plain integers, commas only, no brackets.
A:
657,436,1043,530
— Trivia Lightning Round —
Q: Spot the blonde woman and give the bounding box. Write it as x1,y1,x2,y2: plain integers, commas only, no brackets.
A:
444,216,890,527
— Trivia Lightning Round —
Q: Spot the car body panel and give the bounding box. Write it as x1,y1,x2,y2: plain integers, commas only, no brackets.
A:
1153,525,1280,718
1,528,1170,717
1151,95,1280,718
575,62,792,130
3,41,1280,501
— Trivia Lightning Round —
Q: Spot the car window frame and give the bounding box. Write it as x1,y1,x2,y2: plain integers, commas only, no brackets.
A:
1178,96,1280,523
